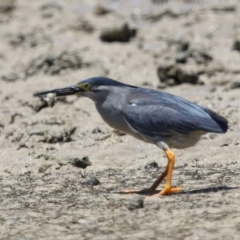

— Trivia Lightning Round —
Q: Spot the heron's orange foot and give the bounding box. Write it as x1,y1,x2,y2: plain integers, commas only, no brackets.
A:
160,187,183,196
120,188,159,196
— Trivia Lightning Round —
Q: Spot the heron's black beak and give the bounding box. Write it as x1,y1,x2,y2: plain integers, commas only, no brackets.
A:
33,85,82,97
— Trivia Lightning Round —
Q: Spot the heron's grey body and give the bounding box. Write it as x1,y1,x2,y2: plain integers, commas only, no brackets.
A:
77,78,227,149
94,85,205,150
34,77,228,196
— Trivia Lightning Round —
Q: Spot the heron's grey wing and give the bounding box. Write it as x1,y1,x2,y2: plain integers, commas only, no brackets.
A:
121,89,228,136
121,103,200,138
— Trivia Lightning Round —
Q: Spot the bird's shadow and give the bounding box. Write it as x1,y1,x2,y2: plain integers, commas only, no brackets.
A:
179,185,239,195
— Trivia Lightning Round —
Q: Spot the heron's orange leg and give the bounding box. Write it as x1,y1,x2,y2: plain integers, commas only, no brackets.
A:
159,149,183,196
121,149,183,196
121,168,168,195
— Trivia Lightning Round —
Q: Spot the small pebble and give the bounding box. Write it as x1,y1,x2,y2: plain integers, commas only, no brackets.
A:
127,196,144,211
220,143,229,147
92,127,102,134
69,156,92,169
144,160,158,170
17,142,28,150
82,177,100,186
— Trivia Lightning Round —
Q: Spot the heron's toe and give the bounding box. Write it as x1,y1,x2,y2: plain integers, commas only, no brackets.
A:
120,188,159,195
160,187,183,196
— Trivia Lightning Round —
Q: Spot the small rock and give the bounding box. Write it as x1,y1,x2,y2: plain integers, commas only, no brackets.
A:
36,154,54,161
94,5,111,16
144,9,180,22
232,40,240,52
1,72,19,82
175,41,212,65
230,81,240,89
17,142,28,150
0,0,16,13
144,160,158,170
212,6,236,12
69,156,92,169
100,23,136,42
39,164,52,173
177,41,189,52
189,48,212,64
82,177,100,186
220,143,229,147
92,127,102,134
175,52,188,64
127,196,144,211
70,18,95,33
157,64,199,86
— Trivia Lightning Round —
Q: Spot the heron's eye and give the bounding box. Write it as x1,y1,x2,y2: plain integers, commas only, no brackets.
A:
83,83,91,91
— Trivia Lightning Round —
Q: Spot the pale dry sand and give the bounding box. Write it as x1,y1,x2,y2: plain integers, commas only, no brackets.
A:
0,1,240,239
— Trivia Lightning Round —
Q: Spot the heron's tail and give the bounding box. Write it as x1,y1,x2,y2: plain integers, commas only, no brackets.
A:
204,108,228,133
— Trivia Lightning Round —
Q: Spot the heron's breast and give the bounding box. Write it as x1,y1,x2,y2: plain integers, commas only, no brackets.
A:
95,103,145,141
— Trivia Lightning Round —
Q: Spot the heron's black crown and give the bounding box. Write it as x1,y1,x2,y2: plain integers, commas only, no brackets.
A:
78,77,137,88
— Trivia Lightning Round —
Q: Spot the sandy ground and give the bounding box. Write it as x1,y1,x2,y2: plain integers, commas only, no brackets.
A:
0,0,240,239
